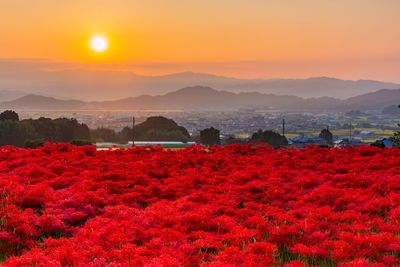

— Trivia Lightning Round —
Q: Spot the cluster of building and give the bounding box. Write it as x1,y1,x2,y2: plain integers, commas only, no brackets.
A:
17,108,399,148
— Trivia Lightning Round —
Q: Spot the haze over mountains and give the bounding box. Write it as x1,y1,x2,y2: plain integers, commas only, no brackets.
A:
1,60,399,100
0,90,27,101
2,86,400,112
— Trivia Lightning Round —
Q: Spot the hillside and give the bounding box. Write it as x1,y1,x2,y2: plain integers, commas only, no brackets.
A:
2,87,400,112
92,86,303,110
382,104,400,115
343,89,400,109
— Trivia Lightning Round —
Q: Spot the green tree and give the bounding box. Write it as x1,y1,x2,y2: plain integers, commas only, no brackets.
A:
250,129,288,148
319,128,333,144
27,117,57,141
118,127,133,143
390,105,400,147
24,139,45,149
53,118,90,142
0,113,91,147
91,127,118,142
70,139,93,146
134,116,190,142
0,110,19,121
0,120,29,146
200,127,220,146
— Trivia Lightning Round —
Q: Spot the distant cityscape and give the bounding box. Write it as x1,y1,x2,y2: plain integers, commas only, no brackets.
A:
14,108,399,146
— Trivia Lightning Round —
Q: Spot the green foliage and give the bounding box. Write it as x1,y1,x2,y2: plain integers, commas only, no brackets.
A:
24,139,45,149
276,246,335,267
24,117,91,142
119,127,133,143
200,127,220,146
0,111,91,147
134,116,190,142
136,129,189,142
319,128,333,144
70,139,93,146
0,110,19,121
370,140,385,148
224,136,243,145
0,120,29,146
89,117,191,143
390,105,400,147
0,112,190,146
390,131,400,147
250,129,288,148
91,127,118,142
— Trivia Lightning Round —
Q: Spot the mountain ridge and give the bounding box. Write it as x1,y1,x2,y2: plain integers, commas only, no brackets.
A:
1,61,399,100
2,86,400,112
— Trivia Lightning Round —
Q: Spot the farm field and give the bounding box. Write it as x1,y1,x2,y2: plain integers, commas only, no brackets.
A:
1,143,400,266
288,128,394,137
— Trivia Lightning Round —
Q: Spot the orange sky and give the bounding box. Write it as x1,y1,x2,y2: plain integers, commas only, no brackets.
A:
1,0,399,81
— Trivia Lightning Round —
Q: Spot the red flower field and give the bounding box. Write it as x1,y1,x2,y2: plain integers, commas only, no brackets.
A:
1,143,400,266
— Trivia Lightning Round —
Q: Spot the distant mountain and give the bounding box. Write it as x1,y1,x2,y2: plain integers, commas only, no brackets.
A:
90,86,302,110
1,61,399,100
225,77,400,99
343,89,400,110
382,105,400,115
0,94,85,110
2,87,400,112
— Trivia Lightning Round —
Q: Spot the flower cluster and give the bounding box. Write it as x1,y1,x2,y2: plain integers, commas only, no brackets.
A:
1,143,400,266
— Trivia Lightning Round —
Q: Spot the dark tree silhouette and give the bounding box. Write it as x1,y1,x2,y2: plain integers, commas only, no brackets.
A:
119,127,133,143
134,116,190,142
0,112,91,147
390,105,400,147
319,128,333,144
90,117,191,143
0,110,19,121
250,129,288,148
0,120,29,146
91,127,118,142
200,127,220,146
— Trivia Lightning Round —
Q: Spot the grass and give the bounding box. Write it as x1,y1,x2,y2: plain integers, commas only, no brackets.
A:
286,127,395,138
361,139,378,143
284,133,299,139
355,128,394,135
235,133,251,139
276,246,336,267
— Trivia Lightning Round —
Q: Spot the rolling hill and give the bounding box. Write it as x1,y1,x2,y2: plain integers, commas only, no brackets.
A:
2,86,400,112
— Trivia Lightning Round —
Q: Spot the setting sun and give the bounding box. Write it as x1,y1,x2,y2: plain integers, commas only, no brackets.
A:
90,35,108,53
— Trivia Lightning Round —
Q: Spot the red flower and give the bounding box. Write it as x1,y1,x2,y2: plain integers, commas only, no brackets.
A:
0,143,399,266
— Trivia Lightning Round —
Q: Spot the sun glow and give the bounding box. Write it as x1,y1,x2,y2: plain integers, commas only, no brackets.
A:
90,35,108,52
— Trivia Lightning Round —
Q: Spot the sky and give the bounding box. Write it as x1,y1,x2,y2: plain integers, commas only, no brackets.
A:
1,0,400,81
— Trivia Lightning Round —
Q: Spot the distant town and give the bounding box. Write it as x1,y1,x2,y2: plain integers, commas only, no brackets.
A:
10,107,399,148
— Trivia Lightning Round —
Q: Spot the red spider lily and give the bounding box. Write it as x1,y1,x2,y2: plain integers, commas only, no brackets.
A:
0,143,399,266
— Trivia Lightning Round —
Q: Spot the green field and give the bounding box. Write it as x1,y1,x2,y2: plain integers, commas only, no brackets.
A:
285,127,395,140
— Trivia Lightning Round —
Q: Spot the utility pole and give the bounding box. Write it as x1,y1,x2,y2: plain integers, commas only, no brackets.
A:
282,119,285,137
132,116,135,146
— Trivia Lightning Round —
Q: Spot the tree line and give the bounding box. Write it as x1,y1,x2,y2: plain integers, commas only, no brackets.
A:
0,111,91,147
0,110,337,148
0,112,197,147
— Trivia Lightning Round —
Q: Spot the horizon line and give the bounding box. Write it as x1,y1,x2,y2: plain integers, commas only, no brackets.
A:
1,58,399,84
